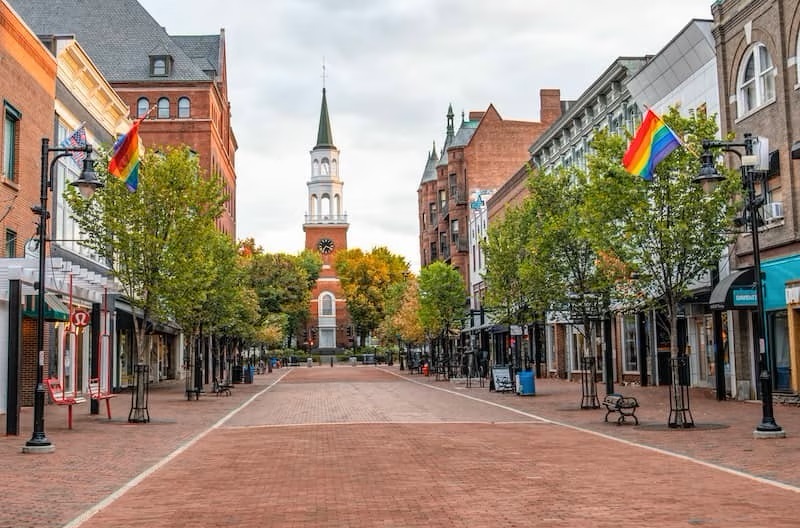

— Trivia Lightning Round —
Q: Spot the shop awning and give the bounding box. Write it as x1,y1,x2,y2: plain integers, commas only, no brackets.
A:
22,293,70,321
709,268,755,310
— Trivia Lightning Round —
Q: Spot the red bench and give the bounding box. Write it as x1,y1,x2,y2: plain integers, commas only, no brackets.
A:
88,377,116,419
44,378,86,429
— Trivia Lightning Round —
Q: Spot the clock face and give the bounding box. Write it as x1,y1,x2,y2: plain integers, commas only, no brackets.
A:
317,238,335,254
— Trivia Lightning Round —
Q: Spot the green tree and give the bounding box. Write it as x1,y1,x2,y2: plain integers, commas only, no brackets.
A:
585,108,740,363
485,166,609,361
246,250,321,347
67,145,226,365
418,261,467,370
335,246,409,346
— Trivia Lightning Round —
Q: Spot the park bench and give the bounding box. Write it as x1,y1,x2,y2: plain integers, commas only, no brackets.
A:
602,393,639,425
87,377,116,420
213,378,232,397
45,378,86,429
186,387,201,400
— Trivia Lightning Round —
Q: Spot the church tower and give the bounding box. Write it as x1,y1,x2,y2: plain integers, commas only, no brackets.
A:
304,87,350,351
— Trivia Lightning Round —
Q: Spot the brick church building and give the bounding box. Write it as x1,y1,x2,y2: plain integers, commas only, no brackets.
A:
303,88,350,352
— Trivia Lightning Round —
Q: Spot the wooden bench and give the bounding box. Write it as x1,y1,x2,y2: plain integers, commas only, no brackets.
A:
44,378,86,429
602,393,640,425
88,378,116,420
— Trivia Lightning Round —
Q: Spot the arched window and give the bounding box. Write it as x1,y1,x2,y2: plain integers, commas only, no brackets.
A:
737,43,775,116
178,97,190,118
152,58,167,76
321,294,333,316
157,97,170,119
312,160,319,176
320,194,331,218
137,97,149,117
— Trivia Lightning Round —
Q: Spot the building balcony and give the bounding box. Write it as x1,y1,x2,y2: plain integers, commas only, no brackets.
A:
305,214,348,224
451,235,469,253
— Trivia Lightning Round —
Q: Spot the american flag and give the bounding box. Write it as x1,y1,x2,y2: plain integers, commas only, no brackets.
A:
60,125,87,168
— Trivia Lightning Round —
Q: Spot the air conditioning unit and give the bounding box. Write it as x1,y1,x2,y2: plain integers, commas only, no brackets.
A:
764,201,784,223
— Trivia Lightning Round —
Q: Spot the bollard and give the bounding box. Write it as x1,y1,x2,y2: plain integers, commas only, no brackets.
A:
330,357,334,368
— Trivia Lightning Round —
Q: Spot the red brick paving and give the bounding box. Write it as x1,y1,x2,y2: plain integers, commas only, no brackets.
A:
2,366,800,527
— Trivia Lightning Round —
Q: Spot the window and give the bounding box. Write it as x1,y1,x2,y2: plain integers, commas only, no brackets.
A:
321,294,333,316
157,98,170,119
623,314,638,371
177,97,190,118
150,55,171,76
738,43,775,116
136,98,150,118
3,102,20,181
5,228,15,257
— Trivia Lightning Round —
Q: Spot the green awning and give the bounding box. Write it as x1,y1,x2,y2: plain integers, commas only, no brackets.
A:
23,294,70,322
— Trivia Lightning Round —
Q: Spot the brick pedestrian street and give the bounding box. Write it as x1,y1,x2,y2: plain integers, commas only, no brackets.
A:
3,365,800,527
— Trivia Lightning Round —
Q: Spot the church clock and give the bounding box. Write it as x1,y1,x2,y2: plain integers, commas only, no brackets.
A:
317,237,335,254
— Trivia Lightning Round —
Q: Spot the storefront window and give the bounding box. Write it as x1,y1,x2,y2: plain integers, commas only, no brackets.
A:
623,315,638,371
770,311,790,390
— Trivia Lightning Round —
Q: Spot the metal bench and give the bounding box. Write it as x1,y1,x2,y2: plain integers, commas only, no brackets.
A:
87,377,116,420
45,378,86,429
213,378,232,397
602,393,639,425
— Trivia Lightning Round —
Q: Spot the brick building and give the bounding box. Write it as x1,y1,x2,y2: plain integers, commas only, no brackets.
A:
710,0,800,397
418,90,562,289
9,0,238,239
303,88,350,352
0,1,124,425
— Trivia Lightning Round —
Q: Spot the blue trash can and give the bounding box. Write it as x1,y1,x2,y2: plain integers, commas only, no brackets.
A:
519,370,535,395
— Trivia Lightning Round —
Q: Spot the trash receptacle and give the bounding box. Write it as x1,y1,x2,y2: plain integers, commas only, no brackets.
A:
243,366,253,384
350,357,357,366
518,370,535,396
307,357,313,368
232,365,243,384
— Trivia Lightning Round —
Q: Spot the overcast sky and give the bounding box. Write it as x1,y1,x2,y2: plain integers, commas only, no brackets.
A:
138,0,715,271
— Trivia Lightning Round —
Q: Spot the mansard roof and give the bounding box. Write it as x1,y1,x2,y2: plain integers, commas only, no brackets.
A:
9,0,220,83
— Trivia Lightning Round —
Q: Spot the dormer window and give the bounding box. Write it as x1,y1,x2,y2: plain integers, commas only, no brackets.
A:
150,55,172,77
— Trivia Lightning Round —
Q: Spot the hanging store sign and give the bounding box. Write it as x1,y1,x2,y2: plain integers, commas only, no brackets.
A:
70,308,91,327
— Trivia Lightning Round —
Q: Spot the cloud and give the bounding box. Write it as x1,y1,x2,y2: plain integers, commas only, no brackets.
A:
139,0,714,271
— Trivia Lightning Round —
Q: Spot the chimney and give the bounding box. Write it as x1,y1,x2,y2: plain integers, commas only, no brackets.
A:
468,111,485,121
539,89,562,125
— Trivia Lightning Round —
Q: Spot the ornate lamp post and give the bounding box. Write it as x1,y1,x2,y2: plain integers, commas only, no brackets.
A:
695,133,784,438
23,138,102,453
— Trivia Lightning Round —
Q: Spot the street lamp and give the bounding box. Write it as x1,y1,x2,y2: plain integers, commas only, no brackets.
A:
23,137,102,453
695,133,784,438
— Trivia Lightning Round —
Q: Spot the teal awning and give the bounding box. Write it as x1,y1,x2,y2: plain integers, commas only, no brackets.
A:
22,294,70,322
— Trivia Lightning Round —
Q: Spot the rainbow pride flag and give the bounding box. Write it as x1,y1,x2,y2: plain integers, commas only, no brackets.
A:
108,115,145,191
622,108,681,180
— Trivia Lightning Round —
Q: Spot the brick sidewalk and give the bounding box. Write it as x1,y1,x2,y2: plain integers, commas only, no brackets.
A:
404,370,800,488
1,365,798,528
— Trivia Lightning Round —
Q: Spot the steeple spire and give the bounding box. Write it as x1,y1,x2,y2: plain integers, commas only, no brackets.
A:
446,104,455,142
315,88,335,149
